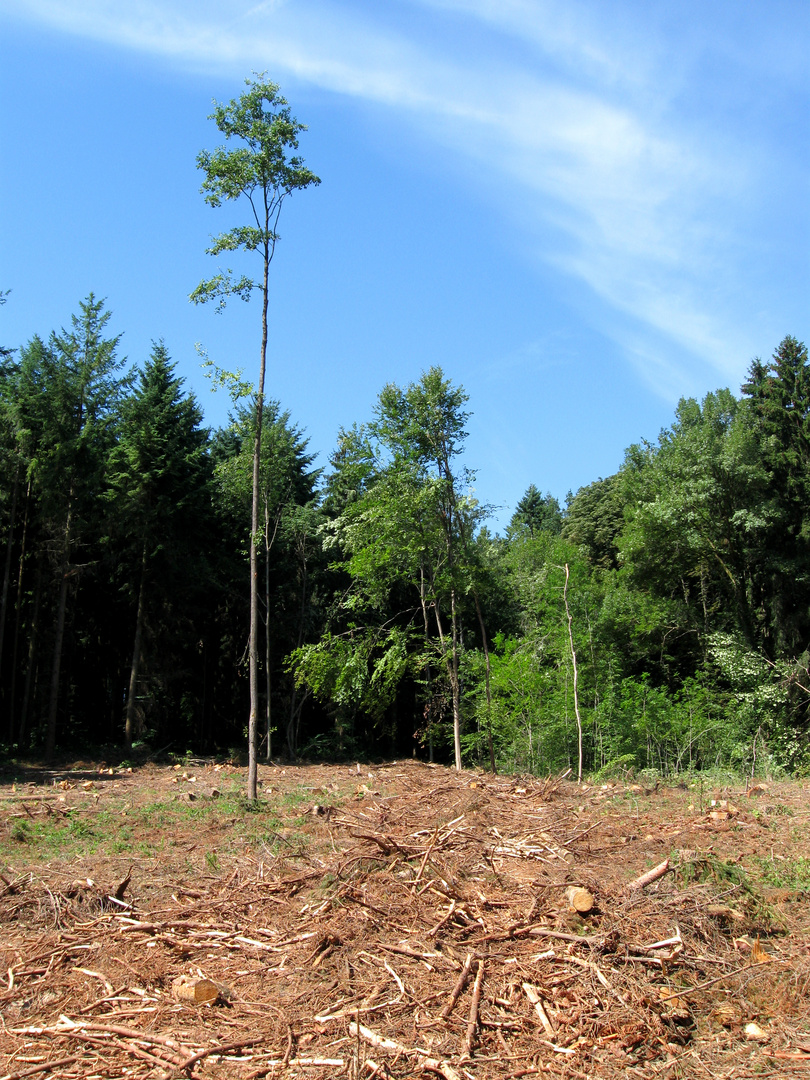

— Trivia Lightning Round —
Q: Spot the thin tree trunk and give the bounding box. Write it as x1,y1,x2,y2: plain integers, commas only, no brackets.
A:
450,588,462,771
248,244,270,800
18,561,42,749
472,590,496,773
563,564,583,784
419,563,434,762
9,478,32,740
264,503,272,761
45,572,69,761
125,543,148,747
434,595,462,771
45,493,73,761
437,471,461,770
0,464,19,739
286,543,309,759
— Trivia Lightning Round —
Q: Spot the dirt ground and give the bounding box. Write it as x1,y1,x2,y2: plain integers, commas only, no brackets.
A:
2,759,810,1080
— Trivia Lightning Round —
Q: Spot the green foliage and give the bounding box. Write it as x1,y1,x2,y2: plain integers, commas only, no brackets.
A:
291,367,484,766
754,853,810,891
212,398,319,553
105,342,212,743
509,485,563,539
463,633,572,774
292,626,411,723
563,474,625,570
190,75,320,313
2,282,808,779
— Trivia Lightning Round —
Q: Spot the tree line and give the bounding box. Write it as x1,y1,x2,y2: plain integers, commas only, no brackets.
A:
0,308,808,776
2,74,808,777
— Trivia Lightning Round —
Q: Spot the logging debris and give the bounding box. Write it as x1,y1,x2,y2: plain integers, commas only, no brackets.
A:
2,760,810,1079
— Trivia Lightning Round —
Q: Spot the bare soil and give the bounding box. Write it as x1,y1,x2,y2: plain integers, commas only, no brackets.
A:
2,759,810,1079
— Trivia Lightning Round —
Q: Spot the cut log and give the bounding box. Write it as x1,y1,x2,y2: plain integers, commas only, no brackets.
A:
564,886,595,913
171,975,220,1005
626,858,670,892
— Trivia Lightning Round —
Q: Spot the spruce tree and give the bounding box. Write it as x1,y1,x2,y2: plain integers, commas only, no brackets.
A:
106,342,210,746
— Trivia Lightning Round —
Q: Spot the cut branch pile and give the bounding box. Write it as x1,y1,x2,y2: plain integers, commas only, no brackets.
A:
2,762,810,1079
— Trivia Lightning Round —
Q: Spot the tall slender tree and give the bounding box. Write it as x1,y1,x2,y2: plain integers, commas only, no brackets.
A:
192,75,319,799
34,297,124,758
374,369,475,769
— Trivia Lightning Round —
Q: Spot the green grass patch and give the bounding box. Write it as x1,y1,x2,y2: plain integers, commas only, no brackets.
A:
0,784,309,867
753,853,810,891
3,810,109,858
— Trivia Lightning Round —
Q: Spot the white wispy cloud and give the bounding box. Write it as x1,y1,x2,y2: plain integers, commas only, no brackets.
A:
4,0,782,394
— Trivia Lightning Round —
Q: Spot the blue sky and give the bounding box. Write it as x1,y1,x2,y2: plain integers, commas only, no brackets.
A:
1,0,807,529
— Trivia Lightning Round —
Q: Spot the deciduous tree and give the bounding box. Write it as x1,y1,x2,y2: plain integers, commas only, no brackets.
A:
192,75,319,798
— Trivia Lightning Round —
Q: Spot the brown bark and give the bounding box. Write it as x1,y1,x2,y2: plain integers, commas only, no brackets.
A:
247,234,270,801
264,501,272,760
18,562,42,747
45,491,73,761
125,543,148,747
473,590,496,773
563,563,583,783
8,477,32,739
626,858,670,892
0,465,19,740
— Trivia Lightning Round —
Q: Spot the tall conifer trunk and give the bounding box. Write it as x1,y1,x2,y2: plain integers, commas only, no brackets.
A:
18,563,42,749
45,491,73,760
473,590,496,773
0,464,19,739
125,543,148,747
9,482,32,739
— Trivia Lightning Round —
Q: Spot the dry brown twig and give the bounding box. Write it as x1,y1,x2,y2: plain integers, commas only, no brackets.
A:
463,959,485,1056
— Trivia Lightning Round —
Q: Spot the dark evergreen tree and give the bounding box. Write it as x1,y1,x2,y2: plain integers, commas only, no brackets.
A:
28,297,124,757
509,485,563,538
742,337,810,656
106,342,211,746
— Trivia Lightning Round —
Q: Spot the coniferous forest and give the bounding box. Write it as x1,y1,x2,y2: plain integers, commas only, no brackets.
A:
1,78,809,779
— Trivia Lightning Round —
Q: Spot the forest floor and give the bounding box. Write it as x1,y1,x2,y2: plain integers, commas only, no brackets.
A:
1,758,810,1080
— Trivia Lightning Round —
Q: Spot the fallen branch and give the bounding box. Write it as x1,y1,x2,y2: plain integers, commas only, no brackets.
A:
463,959,485,1055
667,958,777,1001
412,826,439,891
167,1036,265,1077
0,1056,81,1080
440,953,474,1019
14,1018,190,1059
626,858,670,892
427,899,457,937
349,1021,462,1080
522,983,554,1036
